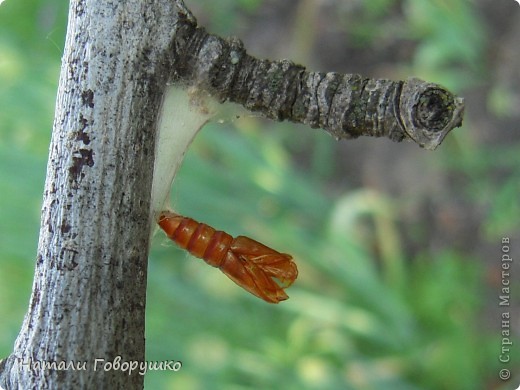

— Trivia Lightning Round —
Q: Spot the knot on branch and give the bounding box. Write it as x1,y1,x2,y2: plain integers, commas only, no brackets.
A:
399,78,464,150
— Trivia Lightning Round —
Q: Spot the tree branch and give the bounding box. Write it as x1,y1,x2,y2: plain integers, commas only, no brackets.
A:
170,17,464,150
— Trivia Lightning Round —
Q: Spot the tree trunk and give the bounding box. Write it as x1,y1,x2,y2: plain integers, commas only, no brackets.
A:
0,0,464,388
0,1,193,388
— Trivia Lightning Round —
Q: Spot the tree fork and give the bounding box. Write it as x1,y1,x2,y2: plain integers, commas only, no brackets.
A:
171,16,464,150
1,1,465,389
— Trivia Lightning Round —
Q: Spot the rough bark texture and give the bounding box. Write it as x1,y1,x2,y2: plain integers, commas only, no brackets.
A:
170,18,464,150
0,0,465,389
0,1,193,388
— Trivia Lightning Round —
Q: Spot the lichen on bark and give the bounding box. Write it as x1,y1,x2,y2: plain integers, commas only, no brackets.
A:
169,16,464,150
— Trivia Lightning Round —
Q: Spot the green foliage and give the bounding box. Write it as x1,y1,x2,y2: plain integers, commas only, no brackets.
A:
0,0,63,357
146,118,501,389
1,1,516,390
403,0,486,89
187,0,262,35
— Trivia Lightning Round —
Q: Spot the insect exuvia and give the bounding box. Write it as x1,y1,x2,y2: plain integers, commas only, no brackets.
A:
158,211,298,303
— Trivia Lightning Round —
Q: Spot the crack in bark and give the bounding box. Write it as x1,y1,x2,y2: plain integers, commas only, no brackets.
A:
170,18,464,150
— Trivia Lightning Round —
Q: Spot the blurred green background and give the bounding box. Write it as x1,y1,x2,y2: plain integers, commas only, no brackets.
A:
1,0,519,389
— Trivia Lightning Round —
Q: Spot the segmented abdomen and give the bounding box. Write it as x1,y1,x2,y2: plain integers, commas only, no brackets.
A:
158,212,233,268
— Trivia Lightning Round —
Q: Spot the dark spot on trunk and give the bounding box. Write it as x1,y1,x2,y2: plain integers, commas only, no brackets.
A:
81,89,94,108
69,148,95,186
61,222,71,233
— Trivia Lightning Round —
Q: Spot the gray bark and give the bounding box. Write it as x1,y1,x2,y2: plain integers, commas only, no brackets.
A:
171,19,464,150
0,1,193,388
0,0,465,389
